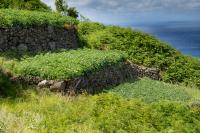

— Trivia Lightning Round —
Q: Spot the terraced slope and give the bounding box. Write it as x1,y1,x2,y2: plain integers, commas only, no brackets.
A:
0,49,126,80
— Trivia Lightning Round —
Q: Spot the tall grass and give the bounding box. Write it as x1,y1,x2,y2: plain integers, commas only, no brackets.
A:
0,89,200,133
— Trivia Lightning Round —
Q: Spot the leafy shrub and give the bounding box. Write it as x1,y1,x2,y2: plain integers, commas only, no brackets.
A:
108,78,191,102
1,49,126,79
78,22,106,47
163,56,200,87
0,91,200,132
0,9,78,28
0,69,22,97
78,22,200,88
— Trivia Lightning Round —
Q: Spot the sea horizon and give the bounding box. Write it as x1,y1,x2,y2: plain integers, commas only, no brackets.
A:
130,20,200,58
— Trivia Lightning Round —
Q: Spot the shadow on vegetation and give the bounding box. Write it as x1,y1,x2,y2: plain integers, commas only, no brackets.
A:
96,78,140,95
0,49,75,61
0,68,29,98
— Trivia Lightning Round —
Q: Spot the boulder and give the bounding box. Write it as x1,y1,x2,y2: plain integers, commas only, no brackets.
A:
50,81,66,92
38,80,49,88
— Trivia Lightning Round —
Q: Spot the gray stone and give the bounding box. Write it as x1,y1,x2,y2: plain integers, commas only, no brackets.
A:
48,26,54,33
38,80,49,88
0,26,78,52
50,81,66,92
49,42,56,50
17,44,28,52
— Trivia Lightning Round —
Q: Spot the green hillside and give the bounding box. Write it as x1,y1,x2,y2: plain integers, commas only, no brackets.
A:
78,22,200,88
0,9,200,133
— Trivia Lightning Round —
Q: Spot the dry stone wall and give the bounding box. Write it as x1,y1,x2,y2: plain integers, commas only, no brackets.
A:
0,26,78,52
10,61,161,94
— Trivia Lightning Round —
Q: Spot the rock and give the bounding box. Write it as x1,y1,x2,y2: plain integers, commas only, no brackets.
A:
49,42,56,50
48,26,54,33
50,81,66,92
191,103,200,108
17,44,28,52
38,80,49,88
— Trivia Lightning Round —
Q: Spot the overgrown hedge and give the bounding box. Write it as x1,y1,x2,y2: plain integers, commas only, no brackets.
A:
0,9,78,28
78,22,200,88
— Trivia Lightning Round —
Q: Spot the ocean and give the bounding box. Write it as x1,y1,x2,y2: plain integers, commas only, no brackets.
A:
132,21,200,58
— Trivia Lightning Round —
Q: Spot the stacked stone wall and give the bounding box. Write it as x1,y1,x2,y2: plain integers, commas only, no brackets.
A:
0,26,78,52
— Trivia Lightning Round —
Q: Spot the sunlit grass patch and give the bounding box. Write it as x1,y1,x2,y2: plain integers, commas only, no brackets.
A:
108,78,192,102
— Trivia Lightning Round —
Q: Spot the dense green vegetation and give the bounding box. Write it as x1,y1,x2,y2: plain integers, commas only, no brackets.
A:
0,88,200,133
0,69,22,97
78,22,200,88
0,0,51,11
0,49,126,79
55,0,79,18
0,9,200,132
0,9,78,28
108,78,191,102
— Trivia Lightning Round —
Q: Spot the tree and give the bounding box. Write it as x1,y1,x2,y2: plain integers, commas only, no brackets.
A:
55,0,67,13
55,0,78,18
67,7,78,18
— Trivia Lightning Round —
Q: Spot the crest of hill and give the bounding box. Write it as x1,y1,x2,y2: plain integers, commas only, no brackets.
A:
0,9,78,28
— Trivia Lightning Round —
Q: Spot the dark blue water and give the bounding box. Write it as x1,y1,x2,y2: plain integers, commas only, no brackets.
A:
132,21,200,57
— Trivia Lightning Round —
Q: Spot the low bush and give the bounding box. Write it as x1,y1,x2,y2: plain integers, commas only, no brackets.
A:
0,69,22,97
0,49,126,79
78,22,200,88
0,91,200,132
108,78,191,102
0,9,78,28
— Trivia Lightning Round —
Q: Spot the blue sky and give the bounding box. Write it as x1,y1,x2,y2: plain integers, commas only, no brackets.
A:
42,0,200,25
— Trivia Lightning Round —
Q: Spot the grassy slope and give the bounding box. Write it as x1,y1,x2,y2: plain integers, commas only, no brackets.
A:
0,49,126,79
78,22,200,88
0,79,200,132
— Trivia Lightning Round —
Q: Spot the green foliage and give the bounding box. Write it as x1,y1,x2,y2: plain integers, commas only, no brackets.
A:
0,49,126,80
163,56,200,87
55,0,78,18
0,9,78,28
0,91,200,132
55,0,67,13
108,78,191,102
78,22,106,37
67,7,79,18
0,0,51,11
78,22,106,47
0,69,22,97
78,22,200,88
